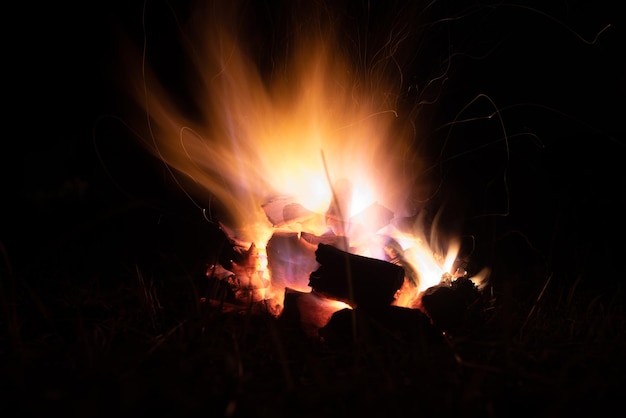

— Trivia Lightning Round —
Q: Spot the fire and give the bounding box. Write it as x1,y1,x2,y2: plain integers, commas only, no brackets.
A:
128,2,486,315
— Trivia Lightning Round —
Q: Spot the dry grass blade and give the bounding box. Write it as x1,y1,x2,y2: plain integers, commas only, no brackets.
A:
520,272,553,338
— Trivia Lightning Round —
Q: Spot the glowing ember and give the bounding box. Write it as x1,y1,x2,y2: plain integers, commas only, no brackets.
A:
128,3,488,317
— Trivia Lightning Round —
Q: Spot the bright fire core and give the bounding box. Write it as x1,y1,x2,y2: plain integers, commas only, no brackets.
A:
130,4,486,314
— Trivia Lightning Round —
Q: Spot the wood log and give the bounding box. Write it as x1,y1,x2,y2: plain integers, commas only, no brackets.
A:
308,243,405,308
419,277,483,336
278,287,347,339
261,196,329,235
266,231,319,291
262,196,316,226
318,305,444,348
299,231,348,250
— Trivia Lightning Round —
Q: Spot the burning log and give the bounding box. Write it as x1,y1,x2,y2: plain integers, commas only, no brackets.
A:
299,231,349,251
204,240,268,307
308,243,405,308
279,287,349,339
261,196,324,229
266,231,319,292
419,276,483,336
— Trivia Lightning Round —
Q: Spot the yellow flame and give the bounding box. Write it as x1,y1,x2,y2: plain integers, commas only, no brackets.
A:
131,4,464,309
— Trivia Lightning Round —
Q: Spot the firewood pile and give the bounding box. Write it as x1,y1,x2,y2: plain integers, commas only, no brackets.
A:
202,191,486,343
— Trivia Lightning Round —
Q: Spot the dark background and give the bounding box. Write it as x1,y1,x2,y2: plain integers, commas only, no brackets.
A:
4,0,625,294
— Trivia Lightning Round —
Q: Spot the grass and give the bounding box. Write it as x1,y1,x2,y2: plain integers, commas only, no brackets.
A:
2,196,624,418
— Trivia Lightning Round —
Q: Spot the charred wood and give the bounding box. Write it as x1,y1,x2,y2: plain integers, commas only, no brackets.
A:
319,305,444,349
278,287,344,339
419,277,484,336
308,243,405,308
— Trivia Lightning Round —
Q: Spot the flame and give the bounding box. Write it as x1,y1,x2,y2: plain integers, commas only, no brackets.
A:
129,3,474,312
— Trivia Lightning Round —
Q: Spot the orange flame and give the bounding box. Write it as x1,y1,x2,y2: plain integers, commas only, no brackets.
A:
129,3,477,311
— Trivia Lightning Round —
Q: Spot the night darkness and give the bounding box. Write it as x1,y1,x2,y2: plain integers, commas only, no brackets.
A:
3,1,626,416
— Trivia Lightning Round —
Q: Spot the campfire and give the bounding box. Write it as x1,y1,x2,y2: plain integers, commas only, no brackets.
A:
203,192,488,339
128,1,490,339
